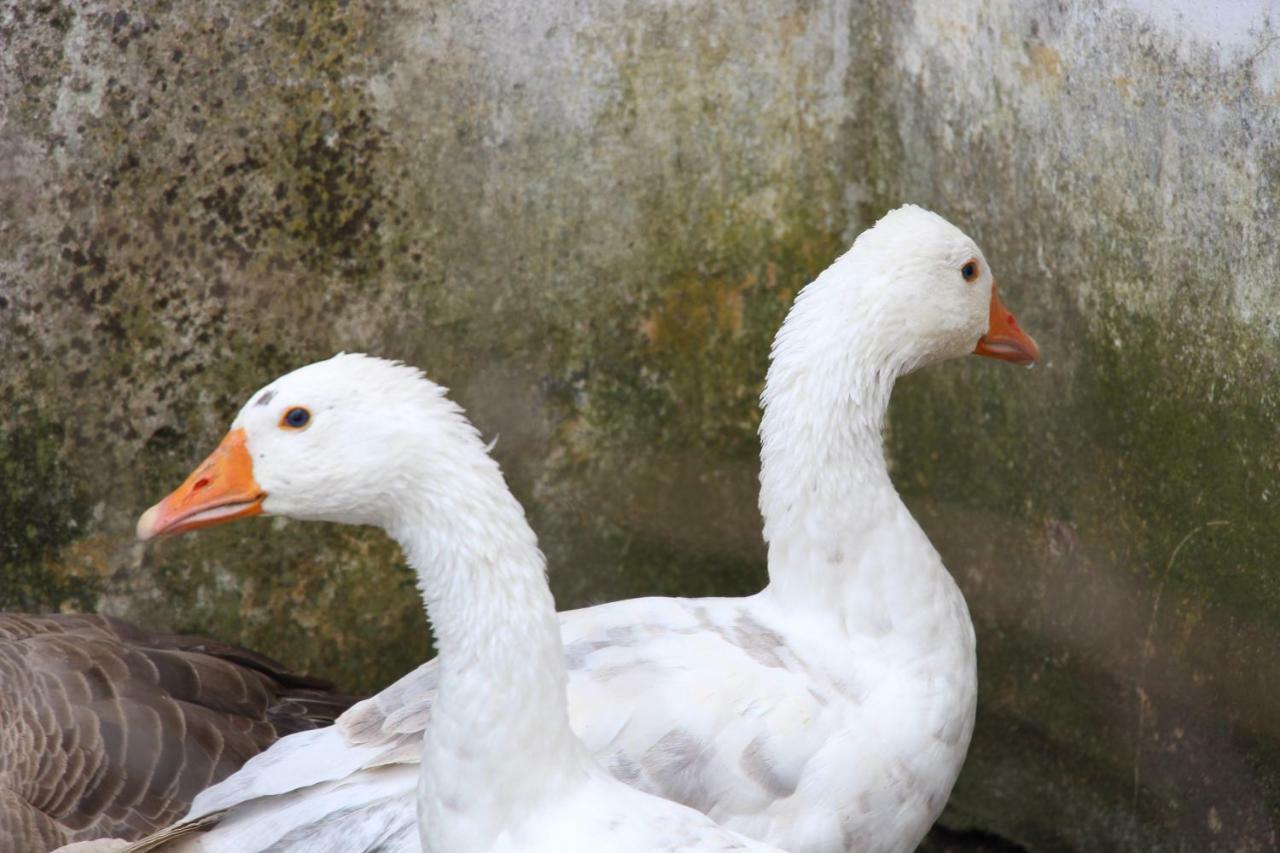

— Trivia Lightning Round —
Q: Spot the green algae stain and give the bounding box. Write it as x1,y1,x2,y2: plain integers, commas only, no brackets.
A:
1074,305,1280,618
135,520,431,696
579,233,836,458
890,299,1280,623
535,219,846,607
0,420,97,612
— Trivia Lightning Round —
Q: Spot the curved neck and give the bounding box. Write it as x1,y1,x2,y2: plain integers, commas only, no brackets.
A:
757,267,948,624
386,439,587,848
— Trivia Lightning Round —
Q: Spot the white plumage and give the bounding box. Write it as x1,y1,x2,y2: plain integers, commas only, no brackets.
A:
109,205,1038,853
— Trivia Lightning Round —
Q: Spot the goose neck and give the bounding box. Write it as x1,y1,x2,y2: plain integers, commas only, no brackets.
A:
757,309,937,615
387,451,587,846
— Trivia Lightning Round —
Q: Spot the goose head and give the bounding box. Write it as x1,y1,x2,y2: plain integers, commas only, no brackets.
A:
137,354,478,539
784,204,1039,375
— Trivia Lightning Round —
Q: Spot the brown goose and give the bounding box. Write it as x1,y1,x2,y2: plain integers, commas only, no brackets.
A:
0,612,355,852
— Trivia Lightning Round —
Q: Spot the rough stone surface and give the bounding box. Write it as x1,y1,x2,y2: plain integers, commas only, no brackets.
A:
0,1,1276,850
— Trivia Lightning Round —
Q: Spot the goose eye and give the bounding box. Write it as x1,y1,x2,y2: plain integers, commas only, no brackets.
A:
280,407,311,430
960,260,979,282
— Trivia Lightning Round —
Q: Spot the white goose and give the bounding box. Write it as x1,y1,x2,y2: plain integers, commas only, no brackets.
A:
130,355,785,853
111,205,1039,853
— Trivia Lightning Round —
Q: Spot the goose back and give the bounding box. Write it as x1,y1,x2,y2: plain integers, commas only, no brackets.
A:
0,613,355,852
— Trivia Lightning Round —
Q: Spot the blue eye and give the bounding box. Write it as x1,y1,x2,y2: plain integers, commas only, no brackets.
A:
961,260,979,282
281,407,311,429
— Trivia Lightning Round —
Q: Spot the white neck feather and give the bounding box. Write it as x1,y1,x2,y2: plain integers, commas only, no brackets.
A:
758,254,958,636
385,427,590,851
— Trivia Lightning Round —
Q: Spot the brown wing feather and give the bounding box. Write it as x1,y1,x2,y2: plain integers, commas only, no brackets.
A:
0,613,358,852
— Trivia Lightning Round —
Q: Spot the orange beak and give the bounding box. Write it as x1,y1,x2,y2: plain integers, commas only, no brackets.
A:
137,427,265,541
974,281,1040,365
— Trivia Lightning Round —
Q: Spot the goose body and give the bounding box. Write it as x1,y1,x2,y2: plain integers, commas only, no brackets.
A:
129,355,784,853
109,205,1039,853
0,613,353,853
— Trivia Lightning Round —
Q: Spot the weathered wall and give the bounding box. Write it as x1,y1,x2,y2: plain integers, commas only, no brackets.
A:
875,3,1280,850
0,1,1276,850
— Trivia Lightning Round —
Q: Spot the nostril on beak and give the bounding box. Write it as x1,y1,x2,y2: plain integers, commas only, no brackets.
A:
192,477,211,492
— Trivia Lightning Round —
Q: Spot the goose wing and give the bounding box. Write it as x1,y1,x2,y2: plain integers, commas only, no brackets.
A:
117,595,842,852
0,613,355,852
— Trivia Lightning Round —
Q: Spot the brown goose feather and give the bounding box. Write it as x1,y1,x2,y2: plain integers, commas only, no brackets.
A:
0,613,356,852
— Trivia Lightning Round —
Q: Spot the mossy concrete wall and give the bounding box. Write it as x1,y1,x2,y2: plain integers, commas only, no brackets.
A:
0,1,1276,850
